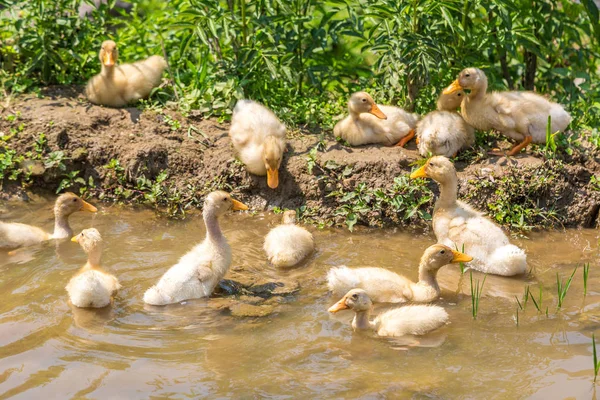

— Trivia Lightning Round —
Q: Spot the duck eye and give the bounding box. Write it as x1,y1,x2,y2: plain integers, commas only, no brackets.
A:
457,93,462,97
440,250,445,254
465,74,470,77
72,198,77,202
429,162,435,167
222,197,228,202
361,98,367,103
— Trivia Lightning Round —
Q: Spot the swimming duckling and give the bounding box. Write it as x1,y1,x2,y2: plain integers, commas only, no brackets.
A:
86,40,167,108
416,86,475,158
327,244,472,303
334,92,420,147
410,156,527,276
229,100,287,189
264,210,314,267
66,228,121,308
143,191,248,305
328,289,449,337
0,193,97,250
444,67,571,156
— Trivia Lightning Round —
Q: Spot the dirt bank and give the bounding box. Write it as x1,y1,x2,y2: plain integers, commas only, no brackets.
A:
1,86,600,231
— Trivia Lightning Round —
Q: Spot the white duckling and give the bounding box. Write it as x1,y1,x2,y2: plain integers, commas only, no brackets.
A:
229,100,287,189
328,289,449,337
143,191,248,305
66,228,121,308
334,91,420,147
416,86,475,157
327,244,472,303
410,156,527,276
0,192,97,250
86,40,167,108
263,210,314,267
444,67,571,156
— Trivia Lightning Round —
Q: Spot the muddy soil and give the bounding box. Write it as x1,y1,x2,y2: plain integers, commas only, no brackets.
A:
1,86,600,229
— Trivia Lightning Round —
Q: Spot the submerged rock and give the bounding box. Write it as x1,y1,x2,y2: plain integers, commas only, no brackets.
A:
229,303,276,318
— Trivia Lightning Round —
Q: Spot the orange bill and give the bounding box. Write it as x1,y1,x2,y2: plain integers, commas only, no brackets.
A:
267,168,279,189
81,200,98,213
328,298,349,313
409,164,428,179
369,104,387,120
451,249,473,263
231,199,249,211
71,236,79,243
443,79,462,95
103,52,115,67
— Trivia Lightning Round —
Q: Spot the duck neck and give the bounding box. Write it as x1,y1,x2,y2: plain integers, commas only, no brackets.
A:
204,208,223,243
52,212,72,239
84,248,102,270
468,77,487,101
436,174,458,209
352,310,375,331
101,64,115,78
418,266,440,293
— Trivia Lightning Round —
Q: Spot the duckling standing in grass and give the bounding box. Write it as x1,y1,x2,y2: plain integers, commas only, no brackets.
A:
86,40,167,108
444,67,571,156
229,100,287,189
334,91,419,147
0,193,97,250
416,86,475,158
143,191,248,306
410,156,527,276
328,289,449,337
264,210,314,267
67,228,121,308
327,244,472,303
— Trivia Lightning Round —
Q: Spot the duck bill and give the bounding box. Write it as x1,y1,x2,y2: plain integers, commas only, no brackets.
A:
328,298,349,313
451,249,473,263
70,236,79,243
369,104,387,120
409,164,428,179
231,199,248,211
267,168,279,189
103,52,115,67
81,200,98,213
443,79,462,95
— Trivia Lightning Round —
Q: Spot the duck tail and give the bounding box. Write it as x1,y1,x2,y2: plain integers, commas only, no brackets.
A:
489,245,527,276
143,286,166,306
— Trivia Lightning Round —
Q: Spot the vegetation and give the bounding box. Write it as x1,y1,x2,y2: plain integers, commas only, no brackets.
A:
594,333,600,383
469,271,486,319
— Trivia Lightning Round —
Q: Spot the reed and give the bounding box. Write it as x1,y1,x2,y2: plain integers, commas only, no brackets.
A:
529,284,543,312
583,263,590,297
556,267,577,310
470,271,486,320
594,334,600,382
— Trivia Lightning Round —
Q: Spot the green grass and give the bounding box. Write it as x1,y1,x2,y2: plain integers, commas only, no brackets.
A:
470,271,487,320
556,267,578,310
594,333,600,382
583,263,590,297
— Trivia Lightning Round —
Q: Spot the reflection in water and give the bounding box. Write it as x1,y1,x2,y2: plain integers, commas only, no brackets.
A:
0,197,599,398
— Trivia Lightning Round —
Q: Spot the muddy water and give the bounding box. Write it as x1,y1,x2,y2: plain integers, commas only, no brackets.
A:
0,197,599,399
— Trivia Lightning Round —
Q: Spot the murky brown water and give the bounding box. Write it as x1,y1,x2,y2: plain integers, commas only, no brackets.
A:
0,196,599,399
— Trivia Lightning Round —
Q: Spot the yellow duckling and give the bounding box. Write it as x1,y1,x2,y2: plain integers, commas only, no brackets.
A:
263,210,314,267
444,67,571,156
0,193,97,250
416,86,475,158
327,244,472,303
328,289,449,337
86,40,167,108
334,92,420,147
229,100,287,189
66,228,121,308
410,156,527,276
143,191,248,306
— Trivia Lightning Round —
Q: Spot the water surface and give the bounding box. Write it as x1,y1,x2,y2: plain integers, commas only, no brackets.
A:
0,197,599,399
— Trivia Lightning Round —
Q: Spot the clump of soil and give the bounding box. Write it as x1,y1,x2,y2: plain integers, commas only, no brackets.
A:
1,86,600,230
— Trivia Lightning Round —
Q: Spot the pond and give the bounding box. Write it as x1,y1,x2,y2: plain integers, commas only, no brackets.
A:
0,196,598,399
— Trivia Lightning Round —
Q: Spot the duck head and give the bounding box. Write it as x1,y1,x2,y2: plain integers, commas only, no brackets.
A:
348,92,387,120
328,288,373,313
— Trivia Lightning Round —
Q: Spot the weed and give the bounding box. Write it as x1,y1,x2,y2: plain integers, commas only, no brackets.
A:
594,333,600,382
556,267,577,310
529,284,544,313
584,263,590,296
470,271,487,320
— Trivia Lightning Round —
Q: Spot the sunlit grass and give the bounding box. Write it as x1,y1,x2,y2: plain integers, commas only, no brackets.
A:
470,271,486,320
556,267,577,310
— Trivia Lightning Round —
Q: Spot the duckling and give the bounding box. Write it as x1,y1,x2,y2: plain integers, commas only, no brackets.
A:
143,191,248,305
0,193,97,250
327,244,472,303
86,40,167,108
229,100,287,189
66,228,121,308
328,289,449,337
334,92,420,147
444,67,571,156
263,210,314,267
410,156,527,276
416,86,475,158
